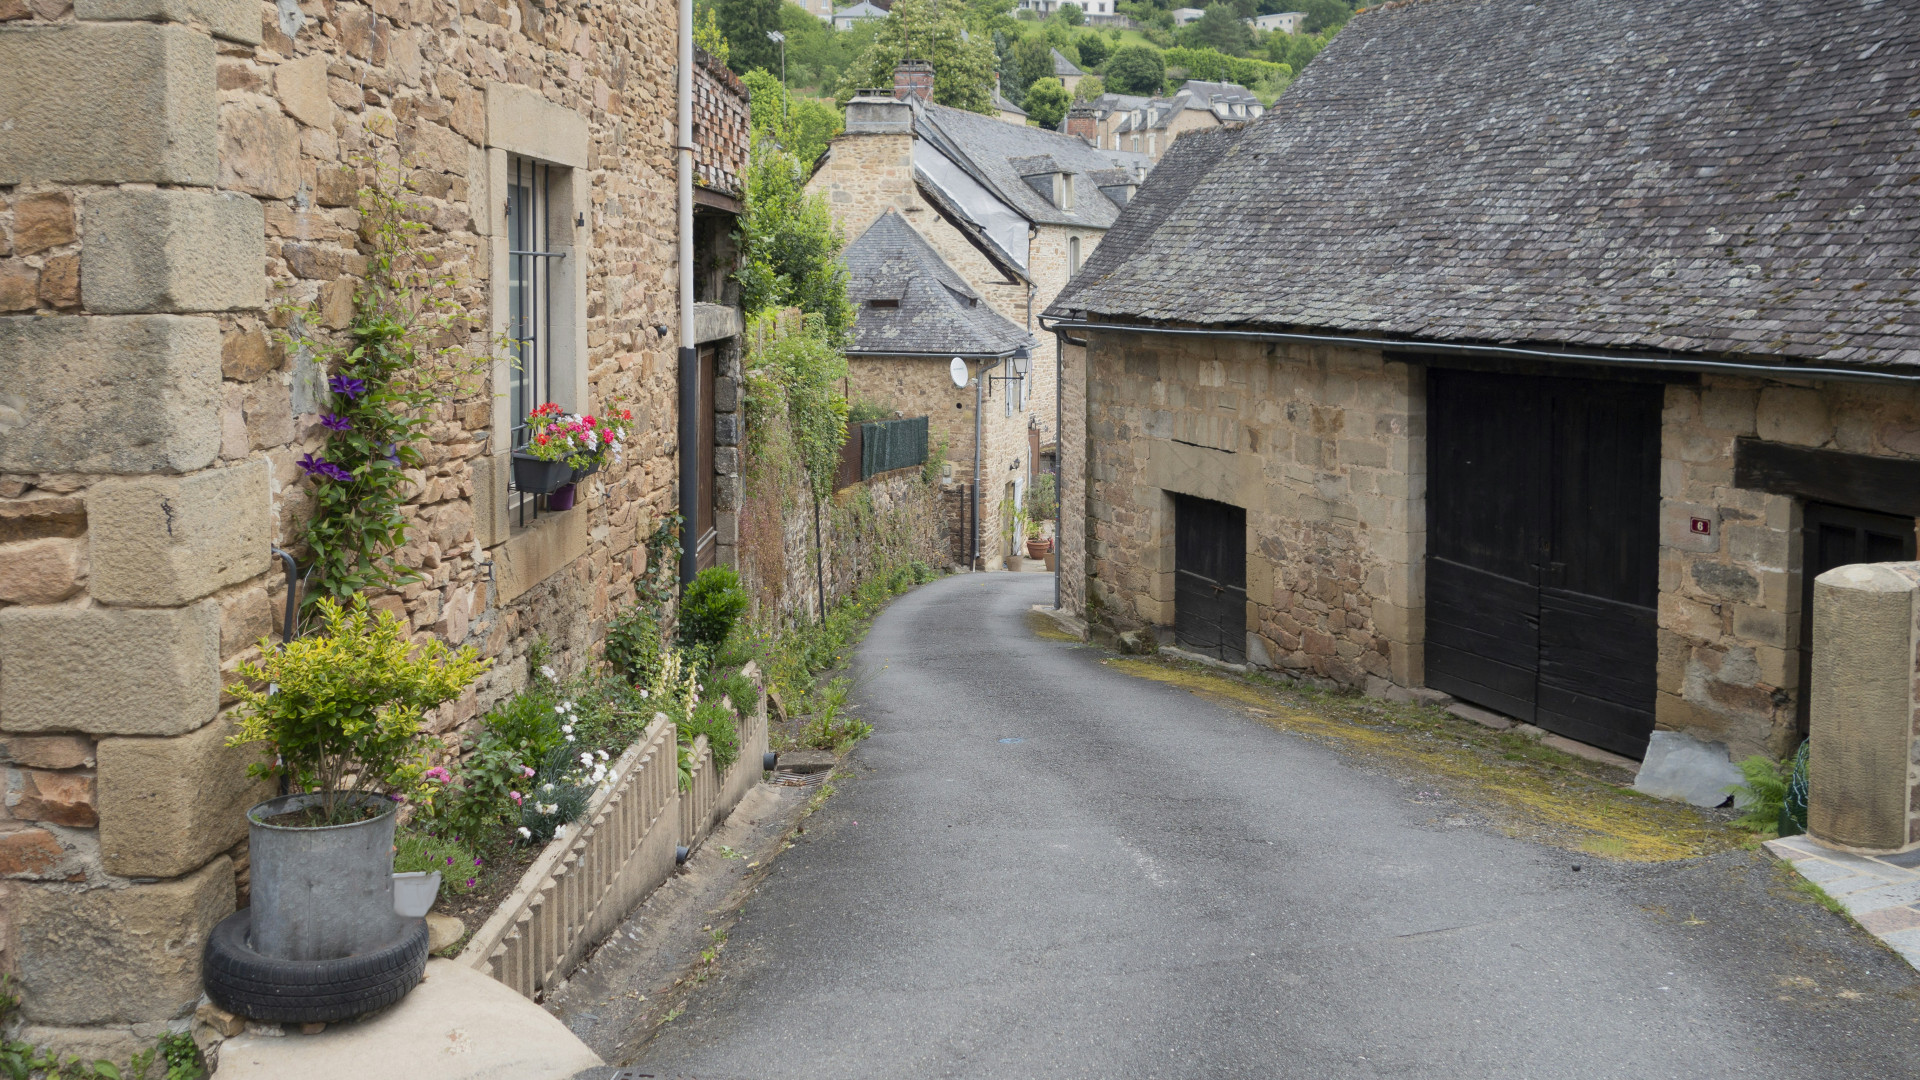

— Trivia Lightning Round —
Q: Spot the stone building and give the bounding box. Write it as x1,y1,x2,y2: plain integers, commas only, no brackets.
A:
809,64,1123,565
0,0,746,1054
1047,0,1920,764
1065,81,1262,163
843,211,1035,566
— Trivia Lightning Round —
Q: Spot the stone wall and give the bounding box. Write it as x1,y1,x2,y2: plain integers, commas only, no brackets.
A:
1082,330,1424,688
0,0,738,1052
1657,375,1920,759
692,48,747,200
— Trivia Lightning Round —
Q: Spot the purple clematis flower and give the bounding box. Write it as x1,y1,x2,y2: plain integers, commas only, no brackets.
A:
320,413,352,432
327,375,368,400
296,453,354,483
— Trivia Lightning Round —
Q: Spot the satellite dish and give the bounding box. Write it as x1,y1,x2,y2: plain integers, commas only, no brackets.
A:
950,357,968,388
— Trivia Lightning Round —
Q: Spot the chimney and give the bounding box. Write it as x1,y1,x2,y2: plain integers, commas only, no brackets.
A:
1065,104,1097,144
893,59,934,103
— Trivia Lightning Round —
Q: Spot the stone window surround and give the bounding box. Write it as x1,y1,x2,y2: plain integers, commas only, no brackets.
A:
475,82,592,603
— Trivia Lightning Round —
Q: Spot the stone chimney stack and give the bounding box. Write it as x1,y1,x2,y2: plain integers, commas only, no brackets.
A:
893,60,934,103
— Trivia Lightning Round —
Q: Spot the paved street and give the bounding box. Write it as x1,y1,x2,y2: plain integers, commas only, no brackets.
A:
628,573,1920,1079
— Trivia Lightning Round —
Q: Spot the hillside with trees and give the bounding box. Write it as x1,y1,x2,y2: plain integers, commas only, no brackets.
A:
703,0,1357,122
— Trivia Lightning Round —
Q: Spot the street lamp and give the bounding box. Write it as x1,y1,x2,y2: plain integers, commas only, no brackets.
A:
766,30,787,118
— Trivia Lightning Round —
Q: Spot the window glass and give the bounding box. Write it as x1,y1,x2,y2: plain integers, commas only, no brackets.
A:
506,156,556,452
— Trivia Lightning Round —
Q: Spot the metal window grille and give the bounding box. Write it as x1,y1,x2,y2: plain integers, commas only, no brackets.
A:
506,157,567,525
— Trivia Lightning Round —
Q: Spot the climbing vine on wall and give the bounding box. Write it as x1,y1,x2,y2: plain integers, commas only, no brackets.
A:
280,165,484,616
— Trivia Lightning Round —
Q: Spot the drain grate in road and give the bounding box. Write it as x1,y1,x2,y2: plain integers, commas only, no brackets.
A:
769,769,827,788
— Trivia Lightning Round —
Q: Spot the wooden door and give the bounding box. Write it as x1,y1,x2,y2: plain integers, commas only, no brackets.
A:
1797,502,1916,733
695,344,717,570
1173,493,1247,662
1426,369,1662,758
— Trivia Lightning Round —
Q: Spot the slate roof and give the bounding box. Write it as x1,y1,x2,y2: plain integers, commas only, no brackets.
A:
1057,127,1245,309
1051,48,1085,78
1053,0,1920,370
845,211,1034,357
991,85,1027,117
916,101,1124,229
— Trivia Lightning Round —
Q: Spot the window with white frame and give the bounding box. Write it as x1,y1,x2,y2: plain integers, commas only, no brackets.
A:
1068,235,1082,277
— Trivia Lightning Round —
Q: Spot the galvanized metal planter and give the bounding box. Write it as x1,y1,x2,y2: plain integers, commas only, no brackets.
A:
246,792,405,962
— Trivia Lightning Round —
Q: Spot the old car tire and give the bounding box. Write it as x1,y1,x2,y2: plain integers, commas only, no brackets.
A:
203,909,429,1023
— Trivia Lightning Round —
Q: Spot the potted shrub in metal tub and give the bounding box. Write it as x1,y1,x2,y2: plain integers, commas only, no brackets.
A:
205,598,491,1024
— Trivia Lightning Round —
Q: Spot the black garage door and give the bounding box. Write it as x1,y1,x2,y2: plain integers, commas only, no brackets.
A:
1425,369,1663,759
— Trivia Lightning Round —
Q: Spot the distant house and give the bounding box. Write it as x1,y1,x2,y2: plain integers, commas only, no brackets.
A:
992,83,1030,126
789,0,834,19
831,0,889,29
810,64,1125,566
1172,7,1206,25
1048,0,1920,768
1051,48,1087,95
1018,0,1122,18
1251,11,1306,33
1066,81,1262,161
843,211,1037,565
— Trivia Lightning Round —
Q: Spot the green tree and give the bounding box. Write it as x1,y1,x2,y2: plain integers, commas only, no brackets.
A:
696,7,729,66
1071,74,1106,102
742,68,845,166
1269,30,1327,72
834,0,998,113
739,135,855,344
1023,76,1070,128
1177,3,1254,57
1103,43,1165,94
965,0,1019,36
1010,36,1054,97
715,0,784,74
782,5,880,92
1075,30,1110,69
1053,3,1083,26
1299,0,1350,35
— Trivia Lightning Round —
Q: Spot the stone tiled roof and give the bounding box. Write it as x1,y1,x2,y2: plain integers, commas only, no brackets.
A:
1054,0,1920,370
1056,127,1244,310
992,86,1027,116
845,211,1034,357
917,102,1123,230
1052,48,1085,78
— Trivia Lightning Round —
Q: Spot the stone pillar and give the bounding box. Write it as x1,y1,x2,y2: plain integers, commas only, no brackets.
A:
1807,562,1920,853
0,2,271,1051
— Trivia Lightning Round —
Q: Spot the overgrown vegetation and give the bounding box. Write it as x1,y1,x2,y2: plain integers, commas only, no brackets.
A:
278,166,483,618
0,978,205,1079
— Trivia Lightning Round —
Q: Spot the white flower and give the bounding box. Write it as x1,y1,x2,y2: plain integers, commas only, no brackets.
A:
555,825,567,838
565,734,575,742
597,749,609,760
580,752,594,767
540,665,557,680
561,724,573,734
517,826,532,839
637,689,649,699
554,705,566,714
541,782,554,793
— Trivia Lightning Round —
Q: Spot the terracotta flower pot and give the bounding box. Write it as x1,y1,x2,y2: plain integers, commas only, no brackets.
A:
1025,538,1052,560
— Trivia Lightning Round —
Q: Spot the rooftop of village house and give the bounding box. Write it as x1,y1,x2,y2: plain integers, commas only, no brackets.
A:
843,209,1036,358
1051,0,1920,370
903,97,1127,231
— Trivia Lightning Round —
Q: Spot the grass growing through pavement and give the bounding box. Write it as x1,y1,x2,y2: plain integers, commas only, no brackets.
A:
1103,654,1742,863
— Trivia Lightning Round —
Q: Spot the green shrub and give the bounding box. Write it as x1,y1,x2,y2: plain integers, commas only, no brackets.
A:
519,743,595,846
478,687,563,762
681,567,750,653
682,697,742,771
605,601,667,686
393,828,481,895
1728,755,1788,833
429,737,528,846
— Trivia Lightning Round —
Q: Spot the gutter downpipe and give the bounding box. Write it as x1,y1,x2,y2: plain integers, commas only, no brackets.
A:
676,0,697,585
1053,327,1062,611
1034,317,1920,387
972,360,983,569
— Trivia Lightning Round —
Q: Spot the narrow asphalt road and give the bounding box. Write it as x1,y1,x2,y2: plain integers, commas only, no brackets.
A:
629,573,1920,1079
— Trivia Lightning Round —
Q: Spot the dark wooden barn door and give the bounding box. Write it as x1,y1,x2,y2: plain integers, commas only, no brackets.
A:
1174,493,1247,662
1426,369,1662,759
1797,502,1916,734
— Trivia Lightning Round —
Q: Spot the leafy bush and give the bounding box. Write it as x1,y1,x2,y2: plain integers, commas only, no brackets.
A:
518,743,597,846
682,697,743,771
739,141,855,345
605,601,667,686
1728,755,1787,833
430,737,530,846
393,828,481,895
681,567,751,653
1025,472,1057,522
226,597,491,823
847,398,893,425
745,315,850,499
1161,46,1287,87
478,686,565,763
1024,77,1071,128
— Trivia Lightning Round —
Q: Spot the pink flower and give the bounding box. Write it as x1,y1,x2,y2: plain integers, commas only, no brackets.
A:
465,877,476,887
424,767,452,784
521,766,536,778
509,791,523,805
